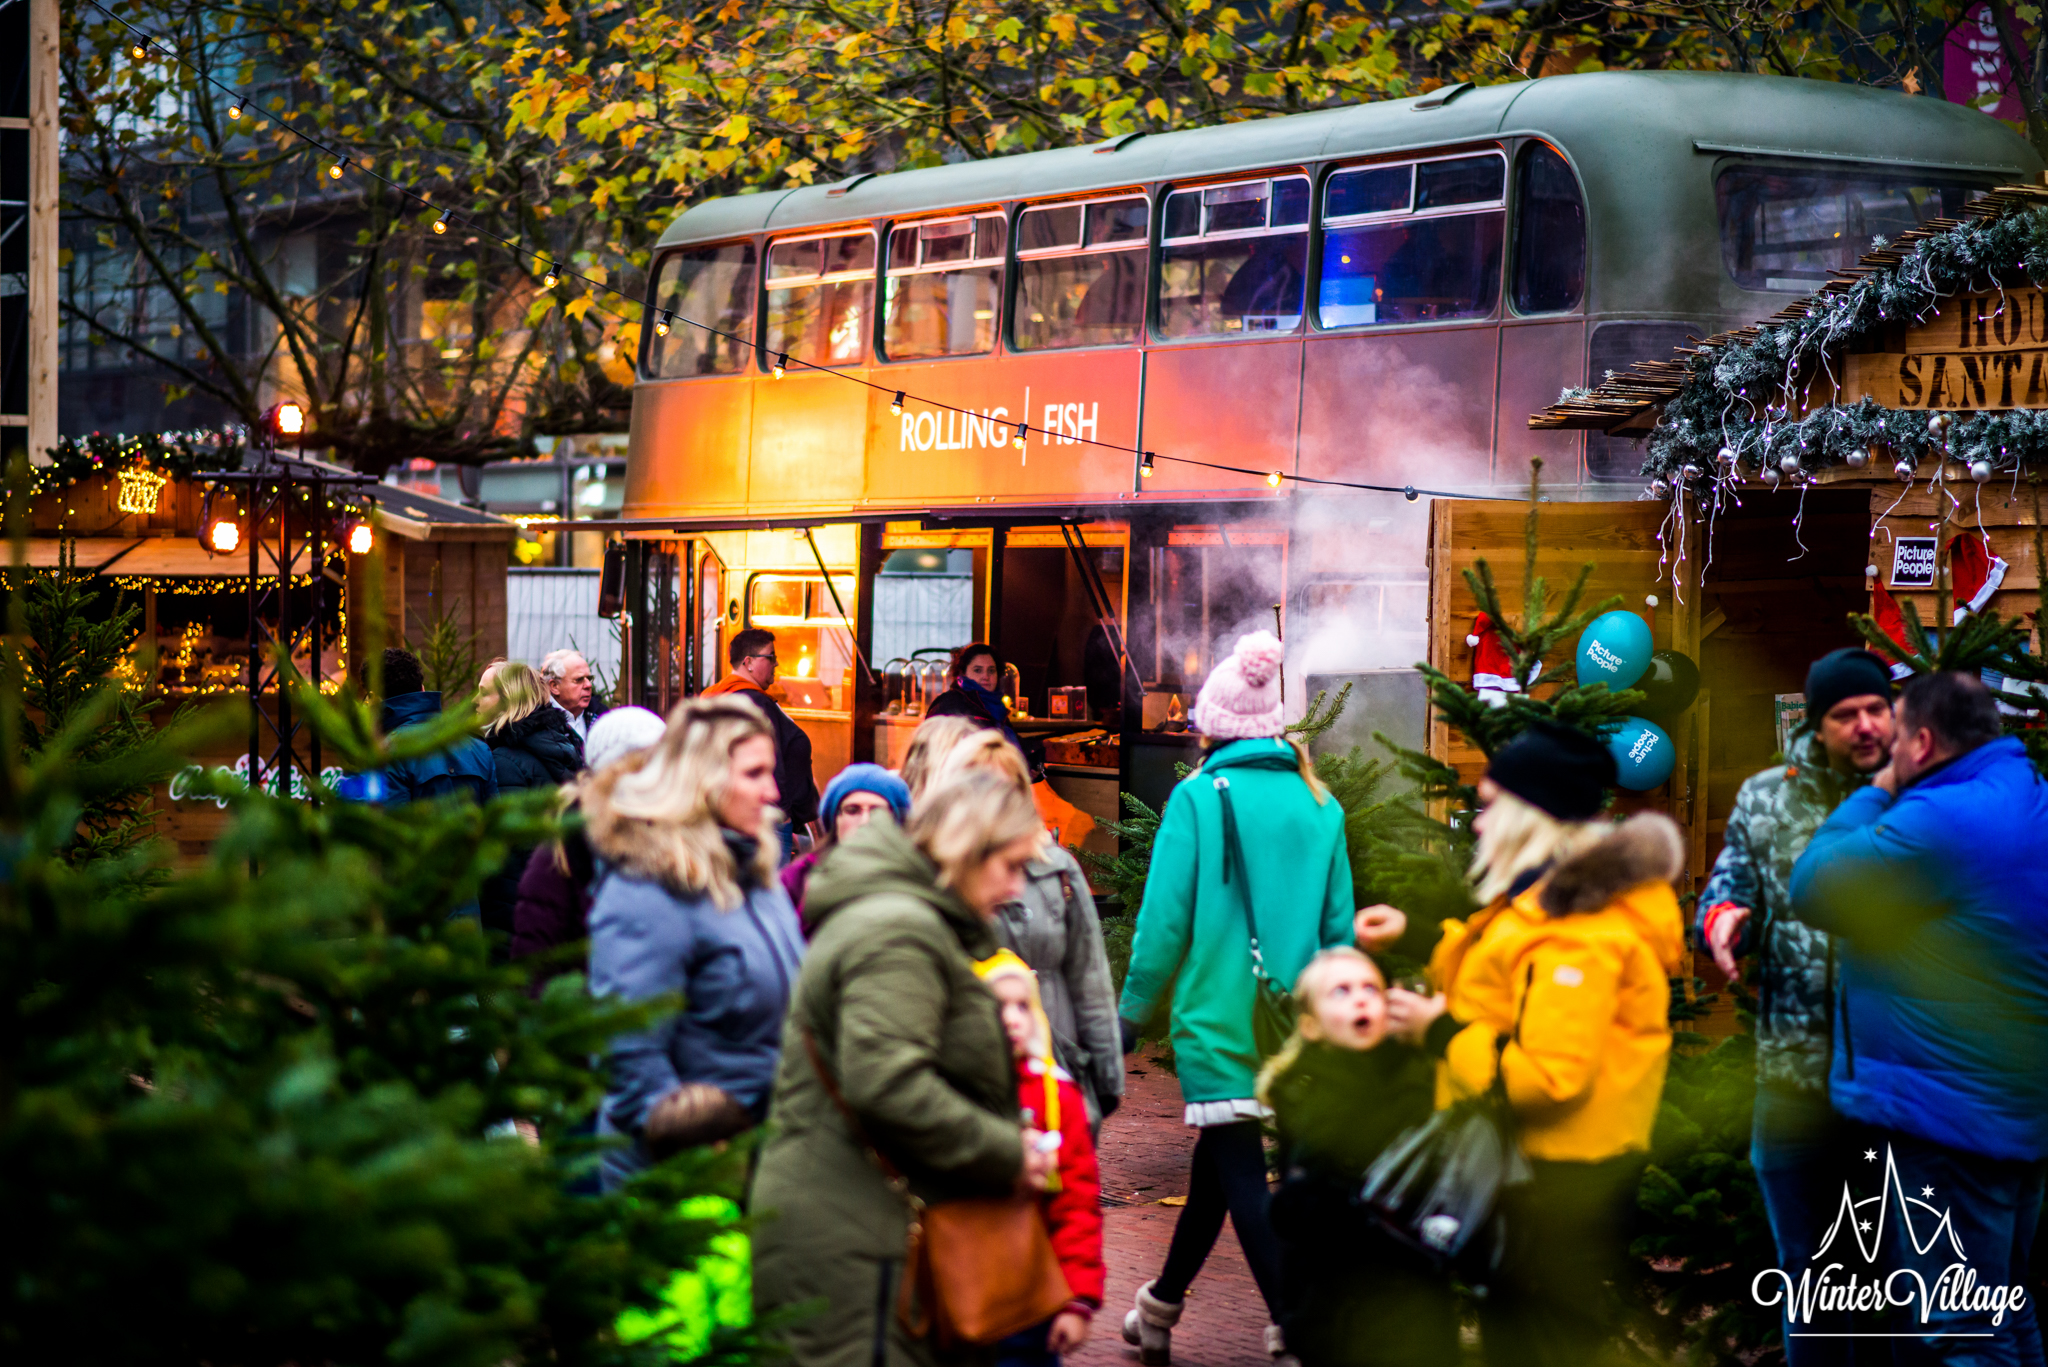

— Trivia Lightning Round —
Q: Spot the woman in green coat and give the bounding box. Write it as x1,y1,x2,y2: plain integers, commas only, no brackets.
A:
1115,631,1356,1367
752,769,1060,1367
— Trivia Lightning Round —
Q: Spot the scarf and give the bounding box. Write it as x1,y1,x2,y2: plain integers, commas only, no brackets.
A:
958,676,1027,757
721,827,763,891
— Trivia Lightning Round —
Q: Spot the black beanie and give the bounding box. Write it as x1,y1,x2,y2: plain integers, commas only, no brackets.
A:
1486,720,1617,821
1804,648,1894,723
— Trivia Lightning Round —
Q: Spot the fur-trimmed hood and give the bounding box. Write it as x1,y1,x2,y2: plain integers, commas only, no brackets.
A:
1540,813,1686,917
579,753,782,904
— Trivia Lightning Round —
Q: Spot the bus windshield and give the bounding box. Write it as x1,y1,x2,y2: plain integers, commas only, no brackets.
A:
1716,162,1992,293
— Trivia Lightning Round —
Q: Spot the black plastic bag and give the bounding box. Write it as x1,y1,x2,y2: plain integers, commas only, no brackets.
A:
1356,1089,1530,1285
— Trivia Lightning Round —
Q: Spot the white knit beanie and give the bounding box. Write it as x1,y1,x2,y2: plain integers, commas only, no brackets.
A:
1191,631,1287,740
584,705,666,771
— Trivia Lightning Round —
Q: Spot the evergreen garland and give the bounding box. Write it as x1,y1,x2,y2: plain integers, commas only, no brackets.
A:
1625,205,2048,484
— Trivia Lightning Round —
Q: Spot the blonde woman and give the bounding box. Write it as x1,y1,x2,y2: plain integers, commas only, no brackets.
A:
477,661,585,942
909,718,1126,1134
752,768,1059,1367
582,697,807,1191
1369,720,1684,1367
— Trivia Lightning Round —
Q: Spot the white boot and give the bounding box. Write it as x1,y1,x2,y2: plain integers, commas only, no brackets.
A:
1121,1279,1183,1366
1265,1322,1301,1367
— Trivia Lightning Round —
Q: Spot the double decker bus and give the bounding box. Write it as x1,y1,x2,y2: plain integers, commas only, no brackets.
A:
614,70,2037,827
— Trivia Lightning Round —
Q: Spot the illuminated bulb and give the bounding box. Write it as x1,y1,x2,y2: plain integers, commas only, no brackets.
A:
654,310,672,338
228,102,243,120
890,391,905,416
130,43,148,60
772,353,788,379
1013,421,1028,450
432,211,448,235
1266,470,1283,488
348,523,373,555
1140,452,1155,477
273,401,305,436
541,262,560,289
328,158,348,180
209,520,240,553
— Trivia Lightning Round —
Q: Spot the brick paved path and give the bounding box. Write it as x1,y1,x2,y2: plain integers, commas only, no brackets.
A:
1073,1051,1272,1367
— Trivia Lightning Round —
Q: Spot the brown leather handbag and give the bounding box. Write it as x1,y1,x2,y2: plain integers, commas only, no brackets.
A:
803,1030,1071,1346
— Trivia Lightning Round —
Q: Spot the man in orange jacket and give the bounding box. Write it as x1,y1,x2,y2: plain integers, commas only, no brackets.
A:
706,628,820,854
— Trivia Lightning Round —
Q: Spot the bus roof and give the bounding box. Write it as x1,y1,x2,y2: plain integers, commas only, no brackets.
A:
656,70,2040,247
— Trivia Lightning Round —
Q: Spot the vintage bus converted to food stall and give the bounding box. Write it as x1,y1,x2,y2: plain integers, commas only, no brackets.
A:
615,70,2040,825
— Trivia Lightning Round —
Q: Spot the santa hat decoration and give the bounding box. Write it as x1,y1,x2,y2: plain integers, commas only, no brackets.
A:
1468,612,1542,697
1946,533,2009,624
1869,582,1916,681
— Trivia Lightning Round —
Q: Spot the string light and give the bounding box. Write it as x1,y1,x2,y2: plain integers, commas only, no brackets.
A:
77,0,1524,508
129,41,147,59
890,391,905,416
227,99,242,120
348,523,374,555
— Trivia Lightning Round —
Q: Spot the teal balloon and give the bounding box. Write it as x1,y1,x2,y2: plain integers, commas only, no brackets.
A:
1576,610,1654,691
1607,717,1676,791
1634,649,1701,721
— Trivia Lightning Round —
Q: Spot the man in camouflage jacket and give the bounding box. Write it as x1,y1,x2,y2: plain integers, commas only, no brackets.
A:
1696,647,1894,1367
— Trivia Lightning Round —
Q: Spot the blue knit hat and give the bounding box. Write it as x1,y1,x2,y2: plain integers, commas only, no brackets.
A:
821,763,912,827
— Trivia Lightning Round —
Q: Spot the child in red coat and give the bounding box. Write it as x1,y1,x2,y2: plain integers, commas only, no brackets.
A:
977,950,1105,1367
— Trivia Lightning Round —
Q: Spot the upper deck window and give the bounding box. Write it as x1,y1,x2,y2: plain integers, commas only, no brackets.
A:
1510,143,1586,315
1158,176,1310,339
1716,163,1991,293
765,230,876,367
883,214,1007,361
645,242,756,377
1012,195,1148,351
1317,151,1506,328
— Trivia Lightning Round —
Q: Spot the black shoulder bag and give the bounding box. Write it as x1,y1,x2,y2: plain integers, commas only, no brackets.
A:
1211,773,1298,1062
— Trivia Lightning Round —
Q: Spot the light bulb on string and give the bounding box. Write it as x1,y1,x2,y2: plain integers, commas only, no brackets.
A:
328,157,349,180
772,353,788,380
228,99,243,120
1140,452,1155,478
1013,421,1028,451
129,42,148,60
1266,470,1283,488
654,310,673,338
541,261,560,290
432,210,449,235
889,391,905,416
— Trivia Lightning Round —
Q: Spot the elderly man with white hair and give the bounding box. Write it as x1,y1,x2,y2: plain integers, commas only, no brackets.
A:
539,648,608,744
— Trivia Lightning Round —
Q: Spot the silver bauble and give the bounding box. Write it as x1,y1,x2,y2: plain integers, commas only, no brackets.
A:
1895,459,1917,480
1649,477,1671,499
1847,447,1871,469
1972,460,1994,483
1760,467,1781,487
1716,446,1737,466
1779,452,1803,474
1681,464,1702,481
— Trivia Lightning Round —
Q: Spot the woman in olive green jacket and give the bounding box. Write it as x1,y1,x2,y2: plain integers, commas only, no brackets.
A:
753,769,1059,1367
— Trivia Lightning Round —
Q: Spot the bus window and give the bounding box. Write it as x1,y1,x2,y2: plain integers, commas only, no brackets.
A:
1511,143,1585,314
1317,151,1505,327
1012,195,1148,350
883,213,1007,360
1716,163,1990,293
765,231,876,367
1158,175,1311,339
644,242,756,377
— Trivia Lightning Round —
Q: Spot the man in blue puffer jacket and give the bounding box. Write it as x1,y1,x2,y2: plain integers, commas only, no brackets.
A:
1791,670,2048,1364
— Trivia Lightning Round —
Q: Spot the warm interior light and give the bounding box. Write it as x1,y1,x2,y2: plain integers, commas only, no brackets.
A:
348,522,374,555
274,401,305,436
210,520,241,553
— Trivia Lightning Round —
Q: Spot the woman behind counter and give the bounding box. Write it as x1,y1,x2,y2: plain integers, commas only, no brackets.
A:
926,642,1044,775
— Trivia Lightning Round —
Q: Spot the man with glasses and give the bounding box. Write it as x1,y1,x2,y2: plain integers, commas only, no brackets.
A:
707,628,820,858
